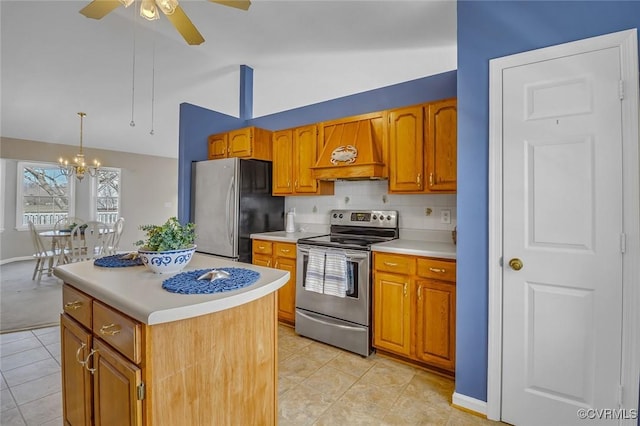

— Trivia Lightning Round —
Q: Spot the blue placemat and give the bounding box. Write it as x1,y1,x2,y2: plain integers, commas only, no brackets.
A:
94,254,144,268
162,267,260,295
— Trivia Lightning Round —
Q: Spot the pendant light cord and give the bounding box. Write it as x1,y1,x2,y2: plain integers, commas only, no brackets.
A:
130,2,137,127
150,36,155,135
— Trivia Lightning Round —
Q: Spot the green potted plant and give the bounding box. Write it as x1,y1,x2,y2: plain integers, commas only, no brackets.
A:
135,217,197,274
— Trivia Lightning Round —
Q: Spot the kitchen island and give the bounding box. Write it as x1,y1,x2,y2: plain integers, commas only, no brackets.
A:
54,253,289,426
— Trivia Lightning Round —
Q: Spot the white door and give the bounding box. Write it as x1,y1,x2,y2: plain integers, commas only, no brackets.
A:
501,46,624,424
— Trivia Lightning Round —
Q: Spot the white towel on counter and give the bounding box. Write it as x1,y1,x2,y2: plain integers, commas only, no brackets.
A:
323,249,348,298
304,248,325,294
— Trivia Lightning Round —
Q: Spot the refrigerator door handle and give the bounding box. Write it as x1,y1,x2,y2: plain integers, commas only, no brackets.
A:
226,176,235,246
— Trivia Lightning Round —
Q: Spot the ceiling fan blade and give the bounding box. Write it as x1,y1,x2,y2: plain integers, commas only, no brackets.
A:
79,0,122,19
209,0,251,11
164,5,205,45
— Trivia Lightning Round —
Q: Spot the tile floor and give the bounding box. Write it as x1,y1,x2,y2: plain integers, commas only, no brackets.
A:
0,323,499,425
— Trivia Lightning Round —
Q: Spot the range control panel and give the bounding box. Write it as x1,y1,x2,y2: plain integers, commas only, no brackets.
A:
329,210,398,229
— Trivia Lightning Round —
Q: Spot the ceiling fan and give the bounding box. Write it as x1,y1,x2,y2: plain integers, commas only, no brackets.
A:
79,0,251,45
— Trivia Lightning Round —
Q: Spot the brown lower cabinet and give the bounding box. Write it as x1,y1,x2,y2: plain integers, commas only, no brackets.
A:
60,282,278,425
252,239,297,325
373,252,456,374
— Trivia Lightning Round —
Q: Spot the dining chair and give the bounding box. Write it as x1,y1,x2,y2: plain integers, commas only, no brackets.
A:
105,217,125,255
28,221,60,281
68,221,111,262
53,216,86,255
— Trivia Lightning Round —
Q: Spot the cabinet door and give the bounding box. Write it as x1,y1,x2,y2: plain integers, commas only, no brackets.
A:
373,272,412,356
415,279,456,371
272,129,294,195
208,133,228,160
253,253,272,268
228,127,253,158
426,99,457,192
61,314,93,426
388,106,425,192
293,124,319,193
274,256,296,324
93,339,143,426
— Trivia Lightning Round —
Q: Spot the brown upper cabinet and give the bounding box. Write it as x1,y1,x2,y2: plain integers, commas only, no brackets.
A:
272,124,334,196
208,126,273,161
388,98,457,193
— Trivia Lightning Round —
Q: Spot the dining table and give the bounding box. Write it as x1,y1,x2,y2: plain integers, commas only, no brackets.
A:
39,228,114,268
38,229,73,268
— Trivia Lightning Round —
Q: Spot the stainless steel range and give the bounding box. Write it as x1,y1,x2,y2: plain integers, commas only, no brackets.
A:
296,209,398,356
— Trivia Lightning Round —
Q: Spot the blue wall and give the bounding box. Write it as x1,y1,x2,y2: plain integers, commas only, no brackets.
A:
177,71,457,221
456,0,640,402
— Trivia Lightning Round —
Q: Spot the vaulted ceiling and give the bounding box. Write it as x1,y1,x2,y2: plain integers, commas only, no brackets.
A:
1,1,457,158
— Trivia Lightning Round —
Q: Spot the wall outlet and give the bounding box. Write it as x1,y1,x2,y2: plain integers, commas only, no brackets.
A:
441,209,451,224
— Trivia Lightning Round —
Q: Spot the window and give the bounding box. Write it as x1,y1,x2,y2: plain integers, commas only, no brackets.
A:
16,161,75,230
92,167,121,225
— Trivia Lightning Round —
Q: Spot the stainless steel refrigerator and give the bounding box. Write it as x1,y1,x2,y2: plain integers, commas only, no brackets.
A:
191,158,284,263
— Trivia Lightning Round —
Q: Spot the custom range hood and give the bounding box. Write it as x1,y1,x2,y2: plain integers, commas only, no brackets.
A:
311,112,387,181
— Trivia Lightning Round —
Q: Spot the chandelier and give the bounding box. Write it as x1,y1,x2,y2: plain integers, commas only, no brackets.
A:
59,112,101,181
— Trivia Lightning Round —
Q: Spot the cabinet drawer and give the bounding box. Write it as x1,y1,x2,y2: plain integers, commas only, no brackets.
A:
252,240,273,255
416,258,456,283
62,284,93,329
374,253,415,275
274,242,296,259
93,301,142,364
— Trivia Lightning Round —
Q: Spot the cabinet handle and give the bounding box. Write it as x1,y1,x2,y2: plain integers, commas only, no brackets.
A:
417,173,422,186
99,323,122,336
418,286,422,300
429,267,446,273
258,245,266,250
85,348,98,375
76,342,87,366
64,300,82,311
429,172,434,186
384,262,398,267
274,261,279,268
267,260,272,267
295,180,298,189
403,283,408,296
280,249,290,253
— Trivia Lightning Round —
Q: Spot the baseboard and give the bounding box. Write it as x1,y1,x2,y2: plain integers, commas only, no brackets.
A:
0,256,32,266
452,392,488,417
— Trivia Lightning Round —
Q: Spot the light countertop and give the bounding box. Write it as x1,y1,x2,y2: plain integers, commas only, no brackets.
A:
53,253,289,326
371,239,457,259
250,231,327,243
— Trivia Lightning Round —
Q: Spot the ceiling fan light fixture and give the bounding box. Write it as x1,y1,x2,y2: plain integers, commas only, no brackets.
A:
140,0,160,20
156,0,179,15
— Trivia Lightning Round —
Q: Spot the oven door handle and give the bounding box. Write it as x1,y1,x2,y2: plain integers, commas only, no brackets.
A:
296,310,366,332
297,245,369,260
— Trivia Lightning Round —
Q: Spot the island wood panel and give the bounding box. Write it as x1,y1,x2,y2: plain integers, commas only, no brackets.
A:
143,292,278,425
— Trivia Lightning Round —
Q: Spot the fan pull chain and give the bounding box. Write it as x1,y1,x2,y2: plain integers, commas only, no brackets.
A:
130,2,137,127
150,37,156,135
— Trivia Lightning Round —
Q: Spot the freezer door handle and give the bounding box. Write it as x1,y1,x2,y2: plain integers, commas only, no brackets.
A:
226,176,235,246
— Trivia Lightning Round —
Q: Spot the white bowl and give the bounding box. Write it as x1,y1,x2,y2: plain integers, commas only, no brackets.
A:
138,245,196,274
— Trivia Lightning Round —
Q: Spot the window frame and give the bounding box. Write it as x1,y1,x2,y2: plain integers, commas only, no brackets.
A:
16,161,76,231
90,166,121,225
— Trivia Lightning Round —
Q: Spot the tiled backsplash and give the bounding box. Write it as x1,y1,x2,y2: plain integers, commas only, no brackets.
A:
284,180,457,242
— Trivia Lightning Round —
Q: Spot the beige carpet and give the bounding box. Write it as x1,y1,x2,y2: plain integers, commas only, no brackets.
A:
0,260,62,333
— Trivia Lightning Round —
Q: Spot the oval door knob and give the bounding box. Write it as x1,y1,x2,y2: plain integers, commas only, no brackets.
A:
509,258,523,271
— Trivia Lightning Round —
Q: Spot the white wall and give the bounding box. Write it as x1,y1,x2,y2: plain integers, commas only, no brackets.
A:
285,180,457,242
0,137,178,262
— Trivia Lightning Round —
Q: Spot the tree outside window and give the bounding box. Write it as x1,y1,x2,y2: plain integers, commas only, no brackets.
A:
17,161,75,229
94,168,121,224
